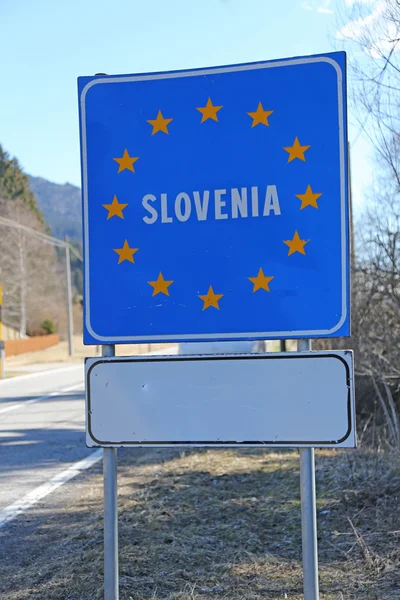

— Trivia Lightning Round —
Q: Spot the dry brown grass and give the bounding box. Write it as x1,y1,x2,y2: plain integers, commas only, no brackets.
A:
1,447,400,599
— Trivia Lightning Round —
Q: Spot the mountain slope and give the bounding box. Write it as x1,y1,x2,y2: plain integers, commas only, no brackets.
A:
28,175,82,242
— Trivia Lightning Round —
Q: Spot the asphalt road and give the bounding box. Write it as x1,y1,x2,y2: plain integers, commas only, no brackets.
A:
0,365,98,520
0,344,255,527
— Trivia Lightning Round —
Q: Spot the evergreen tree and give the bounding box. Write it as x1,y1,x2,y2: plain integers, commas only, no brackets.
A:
0,144,44,221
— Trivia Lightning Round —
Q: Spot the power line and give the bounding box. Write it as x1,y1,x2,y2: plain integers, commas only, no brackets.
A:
0,215,66,246
0,215,83,261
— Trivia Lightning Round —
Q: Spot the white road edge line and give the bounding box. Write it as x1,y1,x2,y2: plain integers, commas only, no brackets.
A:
0,364,83,385
0,449,103,529
0,382,84,416
0,349,175,389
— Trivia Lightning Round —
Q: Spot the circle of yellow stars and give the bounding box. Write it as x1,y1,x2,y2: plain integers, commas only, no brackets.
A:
100,96,323,311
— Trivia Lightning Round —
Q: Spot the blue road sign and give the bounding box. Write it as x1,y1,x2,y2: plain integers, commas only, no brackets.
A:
78,51,349,344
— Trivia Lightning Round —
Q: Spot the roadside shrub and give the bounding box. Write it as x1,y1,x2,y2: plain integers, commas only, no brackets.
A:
41,319,57,334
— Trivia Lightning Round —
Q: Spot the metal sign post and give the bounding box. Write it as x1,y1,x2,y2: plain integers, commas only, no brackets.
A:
86,346,355,599
102,344,118,600
298,339,319,600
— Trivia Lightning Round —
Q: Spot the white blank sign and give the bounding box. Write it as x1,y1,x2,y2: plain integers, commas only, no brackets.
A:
86,352,355,448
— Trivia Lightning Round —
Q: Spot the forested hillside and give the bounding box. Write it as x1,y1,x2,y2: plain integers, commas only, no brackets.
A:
27,175,83,297
0,144,72,336
28,175,82,242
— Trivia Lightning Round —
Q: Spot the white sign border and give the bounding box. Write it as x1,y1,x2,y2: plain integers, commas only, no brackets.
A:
80,55,347,343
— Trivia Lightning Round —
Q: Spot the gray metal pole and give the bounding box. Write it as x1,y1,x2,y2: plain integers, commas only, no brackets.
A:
298,338,319,600
65,236,74,356
102,344,119,600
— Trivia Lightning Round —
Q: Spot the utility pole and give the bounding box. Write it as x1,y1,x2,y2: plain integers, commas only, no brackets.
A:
65,236,74,357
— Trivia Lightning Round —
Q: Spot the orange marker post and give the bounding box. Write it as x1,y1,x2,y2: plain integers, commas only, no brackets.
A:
0,285,4,379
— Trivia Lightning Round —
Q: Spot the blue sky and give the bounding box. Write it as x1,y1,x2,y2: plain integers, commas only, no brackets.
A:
0,0,371,208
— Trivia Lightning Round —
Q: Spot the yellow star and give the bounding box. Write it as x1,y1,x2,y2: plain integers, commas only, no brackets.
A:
283,137,310,163
247,102,274,127
147,110,173,135
295,184,322,209
284,231,309,256
196,98,223,123
113,149,139,173
102,196,128,220
248,268,274,293
113,240,139,264
198,285,224,310
148,272,174,296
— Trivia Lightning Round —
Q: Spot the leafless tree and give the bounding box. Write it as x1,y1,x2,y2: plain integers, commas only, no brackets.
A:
0,197,64,336
338,1,400,182
337,2,400,441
